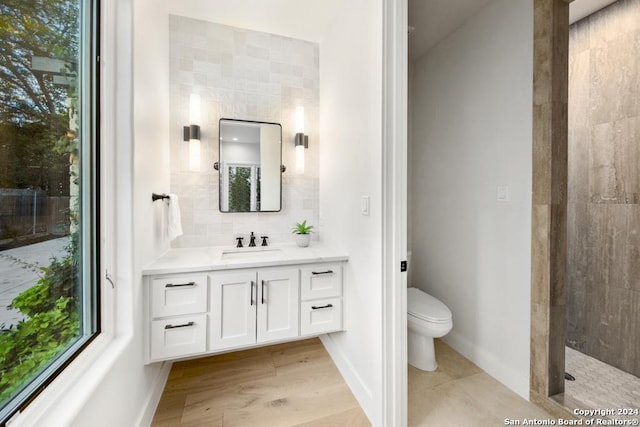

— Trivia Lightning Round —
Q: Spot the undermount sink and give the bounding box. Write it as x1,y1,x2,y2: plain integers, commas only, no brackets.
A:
220,248,283,261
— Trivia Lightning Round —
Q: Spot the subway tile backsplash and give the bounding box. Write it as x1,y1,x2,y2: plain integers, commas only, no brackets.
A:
169,15,319,248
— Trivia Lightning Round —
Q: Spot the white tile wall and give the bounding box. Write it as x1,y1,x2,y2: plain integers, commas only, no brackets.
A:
169,15,319,248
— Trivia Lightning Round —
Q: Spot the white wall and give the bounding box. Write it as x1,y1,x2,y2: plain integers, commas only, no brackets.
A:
318,0,384,423
410,0,533,398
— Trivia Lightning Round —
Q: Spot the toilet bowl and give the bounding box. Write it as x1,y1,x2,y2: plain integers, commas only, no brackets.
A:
407,287,453,371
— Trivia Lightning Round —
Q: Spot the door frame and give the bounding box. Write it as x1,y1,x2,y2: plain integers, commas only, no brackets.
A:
384,0,574,422
382,0,408,425
530,0,571,416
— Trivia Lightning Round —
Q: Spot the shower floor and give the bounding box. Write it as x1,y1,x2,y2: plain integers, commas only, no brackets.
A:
562,346,640,422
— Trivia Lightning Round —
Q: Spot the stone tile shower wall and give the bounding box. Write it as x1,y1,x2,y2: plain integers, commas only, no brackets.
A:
567,0,640,377
168,16,319,248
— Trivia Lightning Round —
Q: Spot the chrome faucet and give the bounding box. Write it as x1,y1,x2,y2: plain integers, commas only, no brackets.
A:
248,232,257,247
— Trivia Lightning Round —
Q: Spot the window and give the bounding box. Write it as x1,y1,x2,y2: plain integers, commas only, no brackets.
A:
223,164,261,212
0,0,99,423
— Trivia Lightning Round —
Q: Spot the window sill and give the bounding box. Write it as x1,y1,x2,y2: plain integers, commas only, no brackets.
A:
6,332,131,427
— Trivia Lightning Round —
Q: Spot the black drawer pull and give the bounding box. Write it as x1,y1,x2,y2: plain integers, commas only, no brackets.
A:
165,281,196,288
164,321,195,330
311,270,333,275
311,304,334,310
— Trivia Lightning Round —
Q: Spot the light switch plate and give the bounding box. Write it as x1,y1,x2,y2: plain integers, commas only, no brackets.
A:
497,186,510,202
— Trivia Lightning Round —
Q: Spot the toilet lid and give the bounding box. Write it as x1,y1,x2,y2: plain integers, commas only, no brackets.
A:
407,288,452,323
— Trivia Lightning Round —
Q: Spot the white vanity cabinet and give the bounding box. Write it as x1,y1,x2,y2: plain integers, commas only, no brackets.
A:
209,268,299,351
143,246,347,364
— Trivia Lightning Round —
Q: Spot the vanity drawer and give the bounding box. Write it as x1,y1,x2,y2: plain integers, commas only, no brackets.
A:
300,265,342,300
150,274,207,318
150,314,207,360
300,298,342,335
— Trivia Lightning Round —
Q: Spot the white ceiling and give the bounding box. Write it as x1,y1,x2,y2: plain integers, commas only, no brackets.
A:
220,120,260,145
168,0,343,43
570,0,618,24
408,0,619,61
408,0,493,60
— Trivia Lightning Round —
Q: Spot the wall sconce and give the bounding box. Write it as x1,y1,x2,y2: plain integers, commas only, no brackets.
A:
294,106,308,174
184,93,201,171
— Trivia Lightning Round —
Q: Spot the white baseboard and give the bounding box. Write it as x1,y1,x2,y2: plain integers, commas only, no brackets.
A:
319,334,374,423
443,331,530,399
136,361,173,427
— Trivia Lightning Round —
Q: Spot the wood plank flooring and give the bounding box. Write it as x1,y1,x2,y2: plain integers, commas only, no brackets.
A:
151,338,370,427
154,337,557,426
409,340,555,426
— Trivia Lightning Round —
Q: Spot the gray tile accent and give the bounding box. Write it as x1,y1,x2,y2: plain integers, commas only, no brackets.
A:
169,16,320,248
567,0,640,377
565,347,640,422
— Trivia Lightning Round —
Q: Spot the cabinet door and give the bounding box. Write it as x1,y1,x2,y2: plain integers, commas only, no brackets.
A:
210,271,257,350
256,269,300,343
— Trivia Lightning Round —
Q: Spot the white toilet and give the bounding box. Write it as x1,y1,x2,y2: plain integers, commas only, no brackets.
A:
407,287,453,371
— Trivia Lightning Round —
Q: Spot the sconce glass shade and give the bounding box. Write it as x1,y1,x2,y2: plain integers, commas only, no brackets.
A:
295,144,305,174
294,106,306,174
189,139,201,171
187,93,201,171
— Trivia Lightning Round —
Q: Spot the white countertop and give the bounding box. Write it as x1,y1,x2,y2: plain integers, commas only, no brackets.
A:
142,242,348,275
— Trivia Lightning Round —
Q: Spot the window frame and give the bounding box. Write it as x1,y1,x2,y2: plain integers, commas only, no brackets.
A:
0,0,101,424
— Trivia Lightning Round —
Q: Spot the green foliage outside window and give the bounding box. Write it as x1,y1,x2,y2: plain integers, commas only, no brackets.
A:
229,167,251,212
0,237,79,402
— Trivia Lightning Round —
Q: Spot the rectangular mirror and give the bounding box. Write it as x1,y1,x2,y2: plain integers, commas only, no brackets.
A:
218,119,282,212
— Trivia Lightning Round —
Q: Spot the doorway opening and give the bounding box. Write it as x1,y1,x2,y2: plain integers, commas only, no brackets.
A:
531,0,640,422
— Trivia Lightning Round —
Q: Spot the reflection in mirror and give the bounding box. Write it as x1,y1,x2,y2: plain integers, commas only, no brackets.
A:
219,119,282,212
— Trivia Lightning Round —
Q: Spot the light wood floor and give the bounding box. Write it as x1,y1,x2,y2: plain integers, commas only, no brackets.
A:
151,338,370,427
409,340,554,426
153,337,556,427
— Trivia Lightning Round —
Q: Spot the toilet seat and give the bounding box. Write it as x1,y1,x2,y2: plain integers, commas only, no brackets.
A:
407,288,452,324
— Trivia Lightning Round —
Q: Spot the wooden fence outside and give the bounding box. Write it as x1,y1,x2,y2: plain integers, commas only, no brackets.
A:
0,189,70,242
